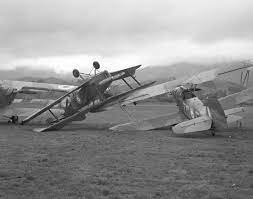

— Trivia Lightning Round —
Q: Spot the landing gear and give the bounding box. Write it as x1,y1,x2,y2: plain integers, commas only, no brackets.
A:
8,115,19,124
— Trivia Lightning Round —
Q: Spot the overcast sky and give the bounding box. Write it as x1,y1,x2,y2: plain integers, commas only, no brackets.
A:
1,0,253,73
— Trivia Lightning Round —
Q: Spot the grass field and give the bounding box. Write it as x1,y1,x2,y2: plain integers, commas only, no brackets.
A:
0,104,253,199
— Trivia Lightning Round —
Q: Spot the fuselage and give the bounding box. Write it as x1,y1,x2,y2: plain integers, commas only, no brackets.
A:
171,86,227,129
63,70,113,116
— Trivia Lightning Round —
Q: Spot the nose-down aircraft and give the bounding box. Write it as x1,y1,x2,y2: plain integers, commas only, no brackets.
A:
110,63,253,135
21,62,155,132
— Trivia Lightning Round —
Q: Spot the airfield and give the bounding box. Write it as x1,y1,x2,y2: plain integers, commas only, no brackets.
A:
0,104,253,199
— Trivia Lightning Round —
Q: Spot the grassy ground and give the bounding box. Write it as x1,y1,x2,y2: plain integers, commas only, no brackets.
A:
0,105,252,199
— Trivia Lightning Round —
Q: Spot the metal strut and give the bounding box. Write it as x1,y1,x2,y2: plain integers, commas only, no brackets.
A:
130,75,141,86
240,69,250,87
48,109,59,122
120,105,135,122
122,78,133,89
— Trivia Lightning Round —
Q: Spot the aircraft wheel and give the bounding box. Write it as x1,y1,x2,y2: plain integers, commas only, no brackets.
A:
211,131,215,136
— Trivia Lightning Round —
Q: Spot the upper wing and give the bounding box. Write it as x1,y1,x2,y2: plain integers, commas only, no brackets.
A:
122,63,253,105
183,63,253,85
121,78,183,105
110,65,141,81
0,80,77,93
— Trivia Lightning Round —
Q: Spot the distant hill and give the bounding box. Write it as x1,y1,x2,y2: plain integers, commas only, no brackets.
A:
136,62,206,82
1,60,252,88
17,76,73,85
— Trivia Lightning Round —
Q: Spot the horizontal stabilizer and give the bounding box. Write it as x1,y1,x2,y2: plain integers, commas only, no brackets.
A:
219,87,253,109
224,107,245,116
226,114,243,125
110,112,186,132
172,116,212,134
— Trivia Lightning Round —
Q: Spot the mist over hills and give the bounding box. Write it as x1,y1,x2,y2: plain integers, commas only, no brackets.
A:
0,60,252,87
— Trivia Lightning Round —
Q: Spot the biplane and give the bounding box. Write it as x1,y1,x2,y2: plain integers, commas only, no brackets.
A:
20,62,155,132
110,62,253,135
0,79,76,124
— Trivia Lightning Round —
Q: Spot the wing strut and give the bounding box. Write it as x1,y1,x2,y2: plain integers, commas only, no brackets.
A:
21,79,89,125
48,109,59,122
129,74,141,86
120,105,135,122
240,69,250,87
122,78,133,89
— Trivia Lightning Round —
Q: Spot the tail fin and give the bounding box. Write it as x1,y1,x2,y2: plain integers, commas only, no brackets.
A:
203,94,227,129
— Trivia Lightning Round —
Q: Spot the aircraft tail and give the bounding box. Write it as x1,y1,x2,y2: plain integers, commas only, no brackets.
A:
203,94,228,130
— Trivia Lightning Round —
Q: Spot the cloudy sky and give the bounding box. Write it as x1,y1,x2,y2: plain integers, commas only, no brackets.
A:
1,0,253,73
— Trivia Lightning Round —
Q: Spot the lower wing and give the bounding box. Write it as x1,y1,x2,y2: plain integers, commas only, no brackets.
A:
110,112,186,131
0,107,63,124
172,116,212,134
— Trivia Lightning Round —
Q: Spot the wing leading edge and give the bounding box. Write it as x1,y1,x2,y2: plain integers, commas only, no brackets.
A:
0,80,77,93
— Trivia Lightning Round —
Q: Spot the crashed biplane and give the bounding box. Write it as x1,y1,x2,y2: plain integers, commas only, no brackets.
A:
21,61,155,132
110,62,253,135
0,79,76,124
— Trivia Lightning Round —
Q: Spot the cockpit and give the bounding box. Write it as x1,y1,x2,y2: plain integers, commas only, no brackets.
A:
171,86,196,100
182,89,196,99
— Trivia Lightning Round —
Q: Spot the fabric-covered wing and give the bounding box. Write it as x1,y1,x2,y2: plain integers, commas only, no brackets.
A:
110,65,141,81
122,64,253,105
183,64,253,85
121,78,183,105
110,112,186,131
0,80,77,93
